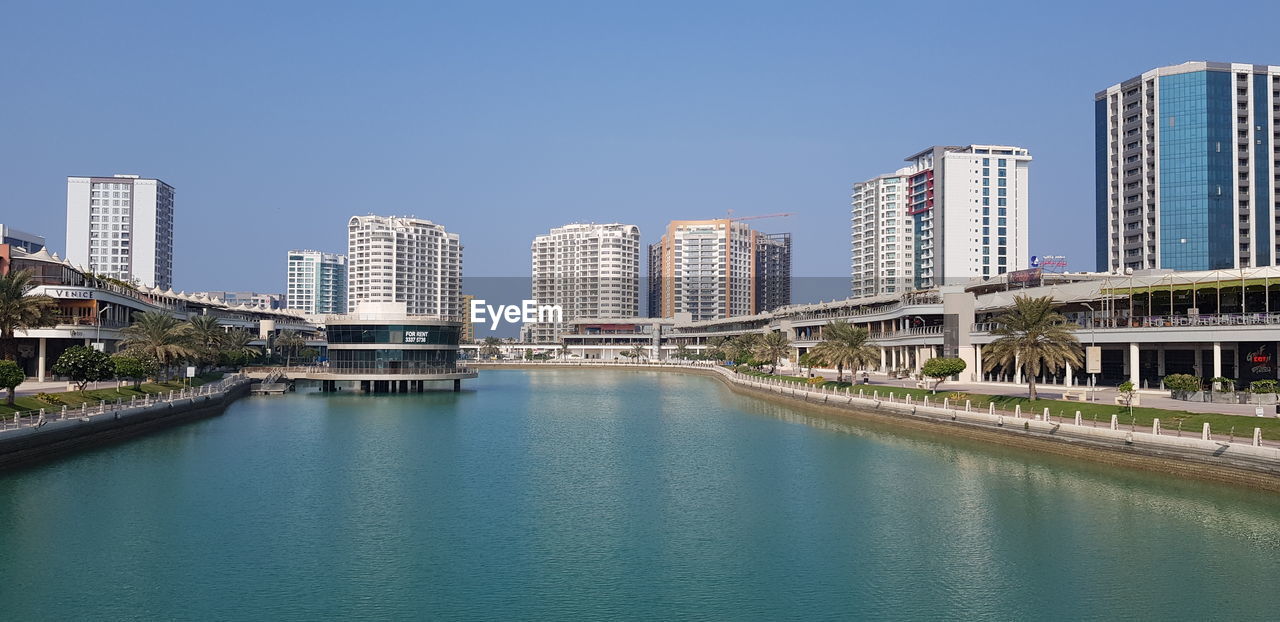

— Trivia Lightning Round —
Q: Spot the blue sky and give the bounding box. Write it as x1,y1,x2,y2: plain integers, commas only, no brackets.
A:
3,0,1279,294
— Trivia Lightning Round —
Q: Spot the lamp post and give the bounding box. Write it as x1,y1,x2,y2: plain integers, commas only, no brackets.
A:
1082,302,1097,402
95,304,113,353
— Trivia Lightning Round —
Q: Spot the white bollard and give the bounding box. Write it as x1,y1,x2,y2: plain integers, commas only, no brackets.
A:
1254,428,1262,447
988,403,995,415
1110,415,1119,431
1152,418,1161,435
1015,404,1022,418
1043,407,1050,421
1202,422,1211,441
943,397,950,410
1074,411,1082,426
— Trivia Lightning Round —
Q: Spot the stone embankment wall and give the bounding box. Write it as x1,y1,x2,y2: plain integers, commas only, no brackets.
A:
0,379,252,469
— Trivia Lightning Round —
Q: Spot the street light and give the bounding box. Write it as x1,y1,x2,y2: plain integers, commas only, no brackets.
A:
95,304,113,352
1082,302,1097,402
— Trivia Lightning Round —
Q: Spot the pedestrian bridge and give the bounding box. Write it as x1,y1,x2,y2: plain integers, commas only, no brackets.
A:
242,366,478,392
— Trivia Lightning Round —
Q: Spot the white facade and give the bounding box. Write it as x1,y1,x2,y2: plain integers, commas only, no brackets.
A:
904,145,1031,288
347,215,462,318
286,250,347,315
66,174,174,289
850,173,912,297
527,223,641,342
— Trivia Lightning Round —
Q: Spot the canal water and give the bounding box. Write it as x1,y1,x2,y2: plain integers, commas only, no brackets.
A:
1,369,1278,620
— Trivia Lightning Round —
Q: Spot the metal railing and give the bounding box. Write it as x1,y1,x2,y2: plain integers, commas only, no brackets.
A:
242,365,474,376
0,374,249,434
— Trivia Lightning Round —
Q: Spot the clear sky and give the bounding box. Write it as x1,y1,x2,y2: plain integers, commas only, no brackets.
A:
3,0,1279,294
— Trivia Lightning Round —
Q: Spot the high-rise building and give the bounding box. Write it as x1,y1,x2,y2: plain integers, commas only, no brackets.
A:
526,223,641,342
649,219,791,320
460,294,476,343
286,250,348,315
905,146,1031,288
754,232,791,312
347,215,462,318
1095,61,1280,272
850,173,913,297
0,224,45,254
851,145,1030,292
66,174,174,289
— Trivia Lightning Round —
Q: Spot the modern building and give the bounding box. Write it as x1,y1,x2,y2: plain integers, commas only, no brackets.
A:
3,245,317,380
648,219,792,321
195,291,285,310
347,215,462,318
285,250,347,315
0,225,45,254
66,174,175,289
460,294,476,343
526,222,641,342
1095,61,1280,273
904,145,1031,288
316,301,476,392
850,173,913,297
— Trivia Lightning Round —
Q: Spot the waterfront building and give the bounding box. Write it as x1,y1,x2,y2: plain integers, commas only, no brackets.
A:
526,222,641,343
460,294,476,343
1095,61,1280,273
0,224,45,254
850,173,913,297
285,250,347,315
346,215,461,318
529,267,1280,392
648,219,792,321
3,246,316,380
315,301,476,392
195,291,284,310
66,174,175,289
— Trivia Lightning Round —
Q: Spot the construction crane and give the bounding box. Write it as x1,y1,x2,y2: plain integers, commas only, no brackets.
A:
723,210,794,222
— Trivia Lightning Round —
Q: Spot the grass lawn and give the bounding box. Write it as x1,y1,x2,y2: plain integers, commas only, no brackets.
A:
735,368,1280,441
1,372,225,418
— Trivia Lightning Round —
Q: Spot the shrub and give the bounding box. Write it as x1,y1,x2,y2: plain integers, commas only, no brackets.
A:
806,377,825,385
1249,380,1277,394
921,357,967,392
1162,374,1202,393
51,346,115,392
34,392,63,405
0,360,24,406
1211,376,1235,392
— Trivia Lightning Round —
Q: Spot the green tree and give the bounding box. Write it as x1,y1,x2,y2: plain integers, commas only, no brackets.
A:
187,315,226,368
982,295,1083,400
52,345,115,392
807,321,879,383
121,311,195,373
921,357,967,393
628,343,647,360
0,270,58,361
705,336,729,362
0,360,24,406
274,331,306,366
219,329,261,367
727,334,761,365
112,354,159,389
755,332,791,374
798,352,814,377
298,347,320,363
480,337,502,359
674,344,691,361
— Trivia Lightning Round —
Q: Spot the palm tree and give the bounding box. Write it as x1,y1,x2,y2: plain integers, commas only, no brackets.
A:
728,333,761,365
120,311,195,374
187,315,226,368
674,344,691,361
628,343,647,360
807,321,879,383
755,331,791,374
274,331,306,366
983,295,1082,399
220,329,261,366
0,270,58,360
480,337,502,359
705,336,730,362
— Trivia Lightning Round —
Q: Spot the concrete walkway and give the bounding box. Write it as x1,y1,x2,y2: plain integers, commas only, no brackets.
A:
781,368,1277,418
13,380,121,397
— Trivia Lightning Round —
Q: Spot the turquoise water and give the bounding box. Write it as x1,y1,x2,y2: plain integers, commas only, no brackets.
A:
2,369,1279,620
